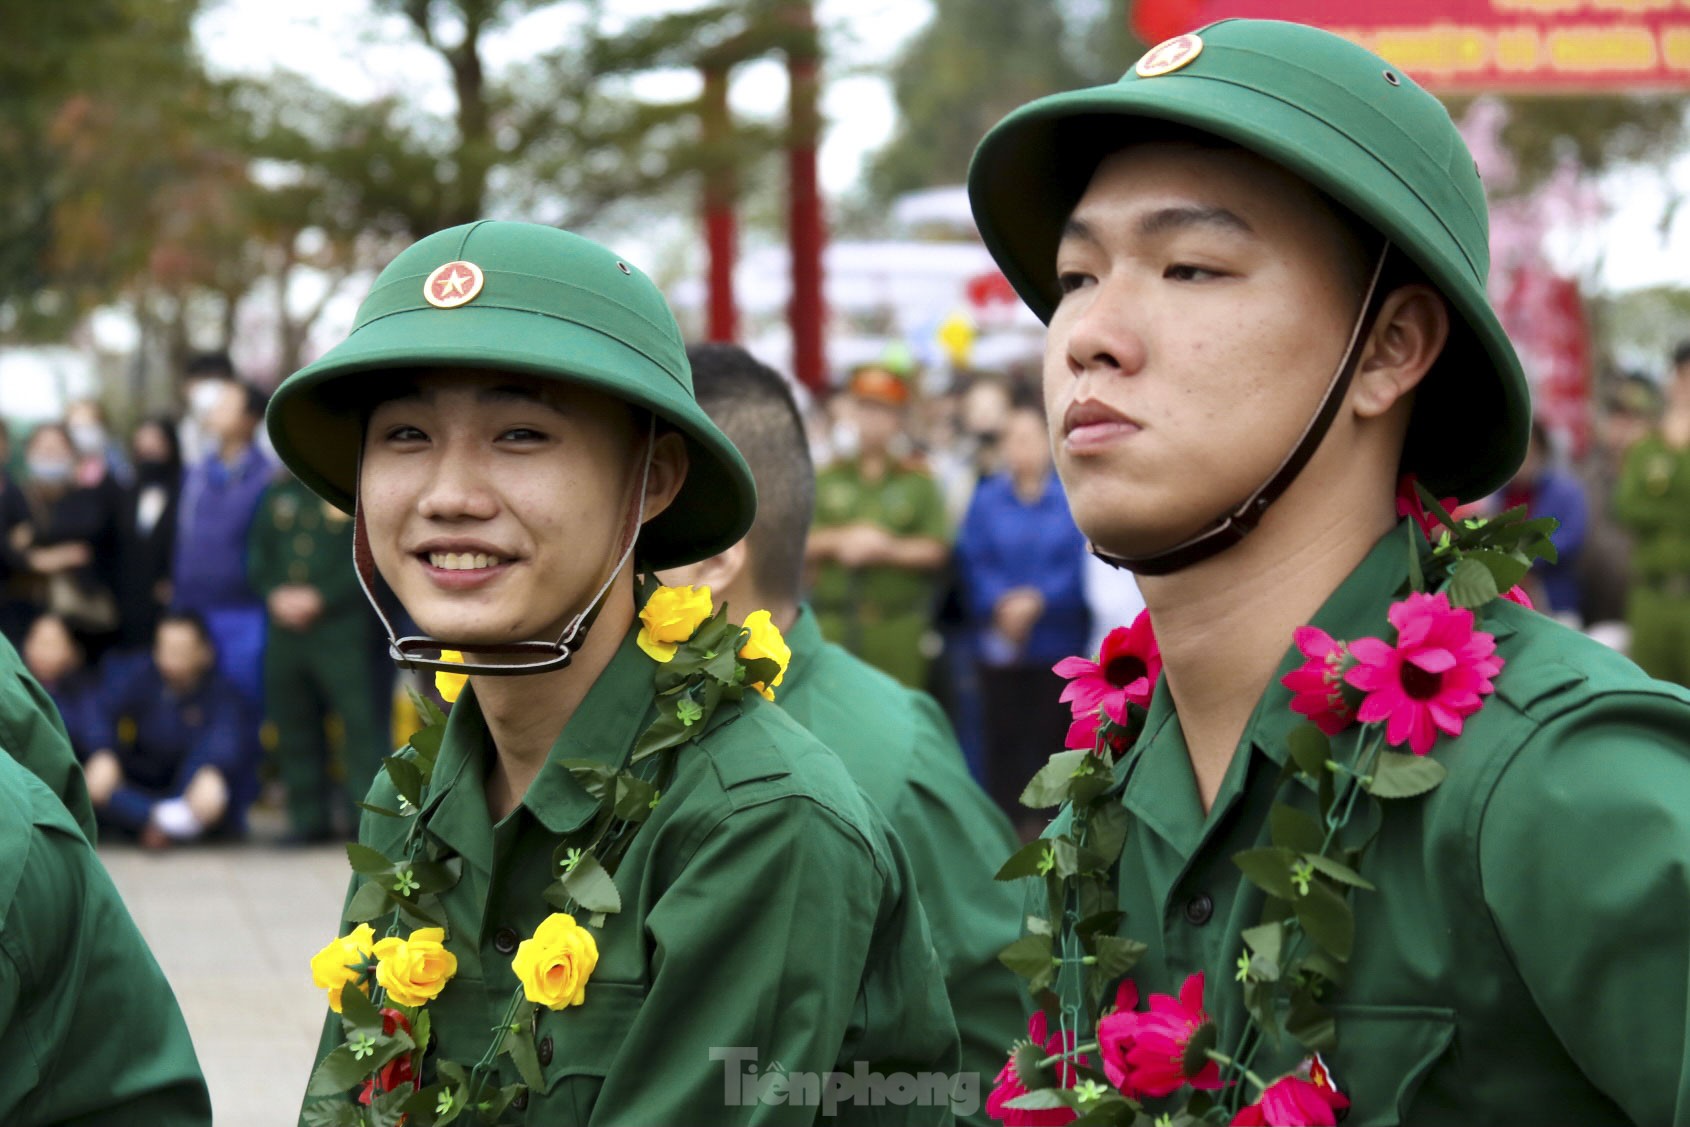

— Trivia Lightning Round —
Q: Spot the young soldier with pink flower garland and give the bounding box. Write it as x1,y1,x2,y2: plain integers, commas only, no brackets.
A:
967,18,1690,1127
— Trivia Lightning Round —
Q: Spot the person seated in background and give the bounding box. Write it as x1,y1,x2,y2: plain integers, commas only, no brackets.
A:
19,612,104,763
85,610,258,848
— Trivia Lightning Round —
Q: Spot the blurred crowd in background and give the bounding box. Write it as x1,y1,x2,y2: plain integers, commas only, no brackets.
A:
6,334,1688,847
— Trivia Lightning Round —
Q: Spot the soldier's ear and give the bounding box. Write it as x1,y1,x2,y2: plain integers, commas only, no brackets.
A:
1351,284,1448,420
638,431,690,523
653,540,747,600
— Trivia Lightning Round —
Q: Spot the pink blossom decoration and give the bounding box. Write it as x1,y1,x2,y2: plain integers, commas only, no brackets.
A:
986,1009,1089,1126
1344,591,1504,756
1054,611,1161,750
1395,474,1459,542
1280,626,1355,736
1500,585,1534,609
1230,1073,1350,1126
1097,972,1222,1099
1095,979,1142,1096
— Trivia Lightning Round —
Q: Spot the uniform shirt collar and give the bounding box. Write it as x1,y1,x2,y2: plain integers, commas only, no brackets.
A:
779,604,826,698
420,625,657,872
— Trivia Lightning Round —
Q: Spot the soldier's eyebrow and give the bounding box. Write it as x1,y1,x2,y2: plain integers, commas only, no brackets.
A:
475,384,567,413
1136,205,1253,238
1059,216,1101,246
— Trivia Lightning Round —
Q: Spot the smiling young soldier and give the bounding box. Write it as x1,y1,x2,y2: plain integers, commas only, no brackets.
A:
968,19,1690,1126
659,342,1027,1126
270,222,958,1125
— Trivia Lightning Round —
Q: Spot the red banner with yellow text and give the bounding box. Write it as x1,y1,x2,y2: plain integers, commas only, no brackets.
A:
1133,0,1690,90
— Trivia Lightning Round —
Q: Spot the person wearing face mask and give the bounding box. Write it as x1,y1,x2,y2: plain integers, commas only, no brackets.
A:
16,423,122,656
116,416,184,652
177,351,236,468
65,398,134,490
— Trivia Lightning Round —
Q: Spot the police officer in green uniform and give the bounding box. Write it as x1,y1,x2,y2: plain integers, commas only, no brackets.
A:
659,342,1028,1125
1613,340,1690,687
248,469,387,839
968,19,1690,1124
0,630,95,841
807,365,950,689
269,222,960,1125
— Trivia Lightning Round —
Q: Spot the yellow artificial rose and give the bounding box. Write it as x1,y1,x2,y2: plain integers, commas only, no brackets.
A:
511,912,600,1010
435,650,467,703
739,610,791,701
637,584,714,662
372,926,458,1007
310,923,375,1014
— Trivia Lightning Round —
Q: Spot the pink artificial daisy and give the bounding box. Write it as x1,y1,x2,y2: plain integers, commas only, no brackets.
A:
986,1009,1089,1126
1280,626,1355,736
1230,1071,1349,1127
1344,591,1504,756
1395,474,1459,542
1109,972,1223,1098
1054,611,1161,750
1095,979,1142,1096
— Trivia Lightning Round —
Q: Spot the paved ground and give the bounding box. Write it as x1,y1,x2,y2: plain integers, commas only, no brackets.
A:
102,812,348,1127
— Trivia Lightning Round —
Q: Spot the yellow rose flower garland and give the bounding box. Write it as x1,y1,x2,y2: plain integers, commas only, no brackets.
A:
305,584,790,1125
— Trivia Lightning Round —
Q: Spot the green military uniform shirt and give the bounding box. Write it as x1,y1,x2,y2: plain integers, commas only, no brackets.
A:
248,474,367,611
0,633,95,842
777,606,1028,1126
307,625,961,1125
1045,522,1690,1125
1613,432,1690,685
811,457,949,689
0,748,210,1125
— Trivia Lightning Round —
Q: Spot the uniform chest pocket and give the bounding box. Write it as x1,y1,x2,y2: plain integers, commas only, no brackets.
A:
535,979,647,1121
1324,1004,1455,1126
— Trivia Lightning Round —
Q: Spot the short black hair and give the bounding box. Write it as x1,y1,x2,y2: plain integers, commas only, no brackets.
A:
156,609,216,653
684,343,814,604
238,382,269,422
185,351,234,379
1673,340,1690,370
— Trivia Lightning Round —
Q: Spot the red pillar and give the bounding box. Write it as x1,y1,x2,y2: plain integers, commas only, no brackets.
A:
784,0,826,395
701,64,737,342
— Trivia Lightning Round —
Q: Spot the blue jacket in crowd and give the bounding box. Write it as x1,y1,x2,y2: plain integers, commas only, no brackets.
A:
172,444,273,613
955,471,1091,664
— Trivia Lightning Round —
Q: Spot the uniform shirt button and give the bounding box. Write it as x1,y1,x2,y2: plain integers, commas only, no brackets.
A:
538,1036,554,1066
493,927,520,955
1183,893,1215,926
512,1090,529,1111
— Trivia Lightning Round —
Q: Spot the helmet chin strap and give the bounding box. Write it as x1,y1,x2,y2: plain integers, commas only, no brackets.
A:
1091,243,1392,577
352,415,657,678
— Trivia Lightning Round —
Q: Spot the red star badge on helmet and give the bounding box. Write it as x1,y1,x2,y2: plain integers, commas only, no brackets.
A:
1135,33,1204,78
423,260,485,309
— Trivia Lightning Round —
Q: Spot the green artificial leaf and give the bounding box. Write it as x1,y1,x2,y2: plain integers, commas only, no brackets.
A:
1020,749,1091,809
1466,548,1531,594
400,1083,448,1127
501,1022,546,1091
997,839,1054,881
1298,948,1349,989
631,711,690,761
395,897,444,930
306,1032,413,1097
1269,804,1325,854
561,761,617,803
1093,934,1148,979
409,721,444,761
384,756,424,809
1079,802,1130,870
540,879,573,912
1286,725,1332,779
613,774,659,822
1073,909,1125,944
1293,878,1355,962
999,933,1056,992
1367,751,1448,799
1233,847,1298,900
1447,556,1499,609
336,974,383,1034
1241,920,1285,965
1415,482,1461,534
1180,1021,1219,1079
1049,837,1082,880
346,843,396,876
1407,529,1425,592
1004,1088,1076,1111
1287,988,1337,1053
368,1084,414,1127
357,801,405,819
1304,852,1376,891
560,852,622,915
301,1099,364,1127
1242,977,1281,1046
344,879,391,924
483,1083,526,1121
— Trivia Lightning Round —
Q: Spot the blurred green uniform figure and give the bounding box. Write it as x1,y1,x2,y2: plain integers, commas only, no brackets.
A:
248,471,387,839
1614,342,1690,687
808,366,949,689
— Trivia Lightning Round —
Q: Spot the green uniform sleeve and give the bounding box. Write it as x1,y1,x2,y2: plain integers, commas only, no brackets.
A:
910,473,951,545
1478,689,1690,1125
590,796,959,1126
0,637,95,842
246,483,283,598
0,757,210,1125
888,697,1028,1126
1612,438,1679,536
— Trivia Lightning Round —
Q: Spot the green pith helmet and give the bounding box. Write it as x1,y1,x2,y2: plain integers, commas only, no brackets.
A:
267,221,756,570
967,18,1531,503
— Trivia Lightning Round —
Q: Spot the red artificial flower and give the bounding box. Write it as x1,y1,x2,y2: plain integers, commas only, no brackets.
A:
1281,626,1355,736
358,1008,421,1106
1055,611,1161,750
1395,474,1459,542
1344,592,1503,756
986,1009,1089,1126
1500,585,1534,609
1096,979,1142,1096
1103,972,1223,1098
1230,1072,1349,1126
